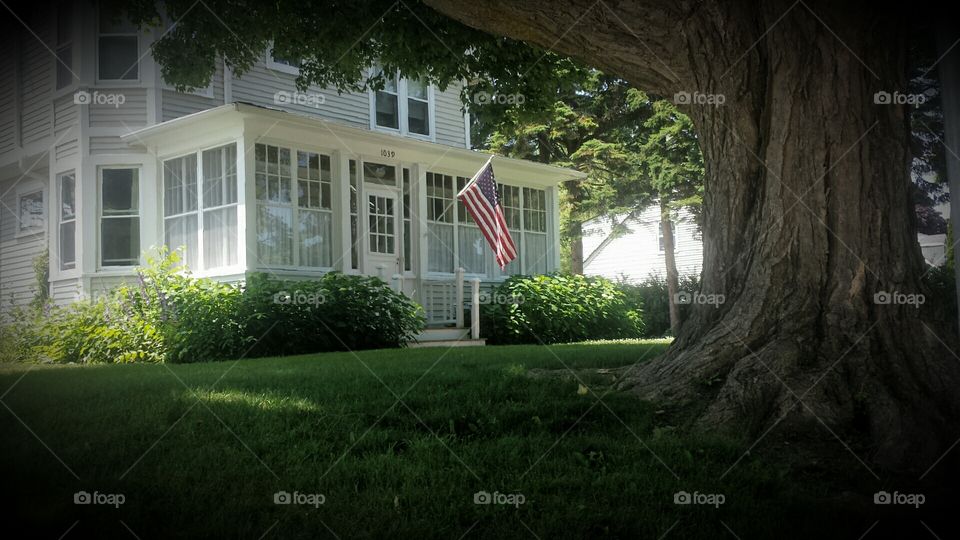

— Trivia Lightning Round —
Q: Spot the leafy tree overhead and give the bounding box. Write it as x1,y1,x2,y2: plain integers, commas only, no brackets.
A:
118,0,960,471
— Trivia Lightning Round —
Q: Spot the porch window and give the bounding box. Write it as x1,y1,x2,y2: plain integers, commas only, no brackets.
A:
402,168,412,272
349,160,359,270
202,144,239,268
523,187,548,275
456,176,487,274
58,172,76,270
163,153,199,269
100,167,140,266
495,184,523,276
426,172,455,273
255,143,334,269
162,144,239,271
97,10,138,81
255,144,294,266
297,151,333,267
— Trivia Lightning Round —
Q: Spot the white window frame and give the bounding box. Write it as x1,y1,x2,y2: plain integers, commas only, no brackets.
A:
96,5,140,83
57,171,77,271
162,151,200,268
254,142,336,271
15,182,46,238
98,166,141,268
369,71,436,142
266,45,302,76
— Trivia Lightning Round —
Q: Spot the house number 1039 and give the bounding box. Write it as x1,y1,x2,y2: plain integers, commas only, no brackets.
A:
380,149,396,158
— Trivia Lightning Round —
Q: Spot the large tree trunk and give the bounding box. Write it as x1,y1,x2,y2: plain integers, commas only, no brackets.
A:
659,198,681,333
426,0,960,470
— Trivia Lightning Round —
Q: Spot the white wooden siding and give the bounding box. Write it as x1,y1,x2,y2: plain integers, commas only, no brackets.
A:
161,61,225,121
18,17,54,147
583,204,703,283
88,88,148,128
0,176,47,312
0,31,17,156
434,80,467,148
50,278,82,306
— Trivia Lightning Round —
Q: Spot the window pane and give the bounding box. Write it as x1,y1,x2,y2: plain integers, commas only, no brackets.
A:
428,223,454,273
458,225,486,274
408,98,429,135
98,36,138,80
299,210,332,267
99,11,137,33
525,233,548,274
164,155,197,216
204,206,238,268
60,221,75,270
407,79,428,100
60,174,75,219
164,214,198,270
202,145,237,208
376,91,399,129
102,169,138,214
257,206,293,266
101,217,139,266
363,162,396,185
19,191,44,232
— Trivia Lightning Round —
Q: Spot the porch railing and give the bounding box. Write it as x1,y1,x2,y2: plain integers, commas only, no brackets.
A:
414,268,481,339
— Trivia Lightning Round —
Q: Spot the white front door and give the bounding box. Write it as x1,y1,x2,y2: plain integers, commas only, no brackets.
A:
365,186,401,280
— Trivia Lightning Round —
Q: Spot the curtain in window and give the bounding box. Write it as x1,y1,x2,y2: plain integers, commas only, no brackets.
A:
165,214,198,269
299,210,333,267
457,225,486,274
428,222,454,273
203,207,238,269
257,206,293,266
524,233,548,275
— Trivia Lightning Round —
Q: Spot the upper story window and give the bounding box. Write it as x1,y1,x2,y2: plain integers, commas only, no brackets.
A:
372,69,434,139
267,45,302,75
99,167,140,267
56,2,73,89
98,9,139,81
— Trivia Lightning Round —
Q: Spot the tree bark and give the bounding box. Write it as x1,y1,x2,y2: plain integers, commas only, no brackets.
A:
426,0,960,470
659,198,681,333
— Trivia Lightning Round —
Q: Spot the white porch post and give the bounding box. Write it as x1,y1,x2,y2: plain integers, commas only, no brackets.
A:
414,162,429,297
470,278,481,340
241,127,257,274
549,185,561,272
455,267,465,328
336,151,352,272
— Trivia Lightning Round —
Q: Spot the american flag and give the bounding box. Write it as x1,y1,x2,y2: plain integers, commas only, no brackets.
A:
457,158,517,269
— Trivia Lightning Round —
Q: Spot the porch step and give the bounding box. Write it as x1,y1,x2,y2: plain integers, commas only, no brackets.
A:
409,327,485,348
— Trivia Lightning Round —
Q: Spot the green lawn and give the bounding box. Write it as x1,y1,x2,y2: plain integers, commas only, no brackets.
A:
0,341,912,538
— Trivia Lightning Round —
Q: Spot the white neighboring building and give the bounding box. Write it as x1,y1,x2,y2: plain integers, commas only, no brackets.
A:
582,204,702,283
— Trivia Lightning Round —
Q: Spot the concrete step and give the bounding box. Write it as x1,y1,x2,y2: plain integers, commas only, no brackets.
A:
408,338,486,348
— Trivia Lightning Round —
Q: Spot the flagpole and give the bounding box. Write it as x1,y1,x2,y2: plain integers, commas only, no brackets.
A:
456,154,495,198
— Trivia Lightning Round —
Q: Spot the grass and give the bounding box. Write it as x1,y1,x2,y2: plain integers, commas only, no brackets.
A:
0,340,924,538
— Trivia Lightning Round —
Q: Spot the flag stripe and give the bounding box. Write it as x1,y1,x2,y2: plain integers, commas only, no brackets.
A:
456,161,517,269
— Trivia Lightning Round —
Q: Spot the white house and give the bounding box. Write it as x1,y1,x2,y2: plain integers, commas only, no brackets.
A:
0,4,584,337
582,204,702,283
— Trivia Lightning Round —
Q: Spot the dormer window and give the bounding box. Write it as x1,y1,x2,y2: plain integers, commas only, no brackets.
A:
372,69,434,139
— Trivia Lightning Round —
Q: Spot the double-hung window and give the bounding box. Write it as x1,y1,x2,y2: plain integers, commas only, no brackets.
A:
373,69,433,138
296,151,333,267
58,172,76,270
17,188,44,236
456,176,486,274
100,168,140,266
162,144,239,271
496,184,523,276
255,144,294,266
97,9,138,81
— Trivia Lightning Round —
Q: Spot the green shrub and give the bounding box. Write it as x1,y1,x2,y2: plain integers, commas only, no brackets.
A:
619,274,700,338
481,274,643,344
241,272,425,356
